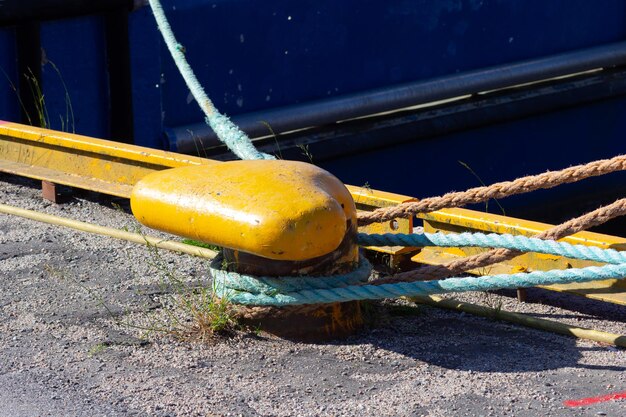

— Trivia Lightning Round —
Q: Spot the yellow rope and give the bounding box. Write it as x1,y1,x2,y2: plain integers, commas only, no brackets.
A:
0,203,217,259
3,202,623,346
411,295,626,348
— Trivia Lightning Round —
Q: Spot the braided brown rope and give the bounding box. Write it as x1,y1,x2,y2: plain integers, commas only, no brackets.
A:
237,156,626,318
371,198,626,285
357,154,626,226
236,199,626,317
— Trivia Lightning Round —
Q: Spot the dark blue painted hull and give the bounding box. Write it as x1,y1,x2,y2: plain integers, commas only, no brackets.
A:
1,0,625,231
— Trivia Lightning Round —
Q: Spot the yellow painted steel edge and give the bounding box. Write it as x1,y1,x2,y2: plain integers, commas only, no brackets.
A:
0,159,134,198
0,120,209,168
416,208,626,305
418,207,626,250
346,184,417,208
0,120,218,197
0,122,416,237
346,185,417,256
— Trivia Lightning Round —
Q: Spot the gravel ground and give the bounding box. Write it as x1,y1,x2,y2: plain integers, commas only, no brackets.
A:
1,173,626,417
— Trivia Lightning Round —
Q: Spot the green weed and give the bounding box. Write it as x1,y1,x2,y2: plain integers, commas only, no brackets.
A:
259,120,283,160
46,60,75,133
46,238,240,344
88,342,108,357
297,142,314,163
181,238,221,252
186,128,212,160
477,291,504,318
138,242,240,341
458,160,506,215
1,60,74,132
23,68,50,129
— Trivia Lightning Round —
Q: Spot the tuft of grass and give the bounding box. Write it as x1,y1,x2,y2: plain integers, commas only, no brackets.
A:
458,160,506,215
122,241,241,342
171,282,239,342
2,60,74,132
296,142,314,163
46,238,241,344
181,238,221,252
88,342,108,357
24,68,50,129
259,120,283,160
186,128,212,160
45,60,75,133
477,291,504,317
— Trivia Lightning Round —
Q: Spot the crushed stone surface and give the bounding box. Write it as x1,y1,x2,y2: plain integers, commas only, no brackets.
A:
1,174,626,416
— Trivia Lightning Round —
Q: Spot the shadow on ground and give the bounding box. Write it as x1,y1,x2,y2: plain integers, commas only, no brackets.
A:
327,299,626,374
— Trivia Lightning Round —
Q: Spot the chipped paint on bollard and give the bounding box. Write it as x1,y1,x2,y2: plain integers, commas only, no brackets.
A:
131,160,363,340
131,160,354,261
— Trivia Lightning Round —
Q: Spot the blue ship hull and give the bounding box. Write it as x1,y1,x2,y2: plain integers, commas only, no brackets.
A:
1,0,625,231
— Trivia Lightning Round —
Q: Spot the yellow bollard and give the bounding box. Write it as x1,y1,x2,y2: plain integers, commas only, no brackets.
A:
131,160,363,340
131,160,355,260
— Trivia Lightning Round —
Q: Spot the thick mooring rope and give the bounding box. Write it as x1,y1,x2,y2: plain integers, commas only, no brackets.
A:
357,154,626,226
148,0,274,161
358,232,626,264
374,198,626,285
149,1,626,309
213,253,372,294
213,255,626,306
212,234,626,306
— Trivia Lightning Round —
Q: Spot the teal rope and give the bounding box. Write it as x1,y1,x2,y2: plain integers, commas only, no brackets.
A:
211,253,372,295
147,0,626,307
148,0,274,161
214,261,626,306
358,232,626,265
212,232,626,306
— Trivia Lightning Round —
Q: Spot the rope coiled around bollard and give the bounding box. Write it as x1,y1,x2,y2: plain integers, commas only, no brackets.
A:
149,0,626,309
211,252,372,296
211,232,626,306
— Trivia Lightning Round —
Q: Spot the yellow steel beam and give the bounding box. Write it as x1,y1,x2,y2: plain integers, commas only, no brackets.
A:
0,120,411,257
0,121,409,210
346,185,417,258
0,120,413,230
414,208,626,305
0,120,213,198
1,120,626,304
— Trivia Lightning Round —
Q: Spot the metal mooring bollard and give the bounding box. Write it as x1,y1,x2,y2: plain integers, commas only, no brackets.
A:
130,160,363,341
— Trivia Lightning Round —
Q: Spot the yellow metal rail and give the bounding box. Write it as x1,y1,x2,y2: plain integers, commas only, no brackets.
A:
346,184,417,260
0,120,412,236
1,120,626,305
0,121,213,198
